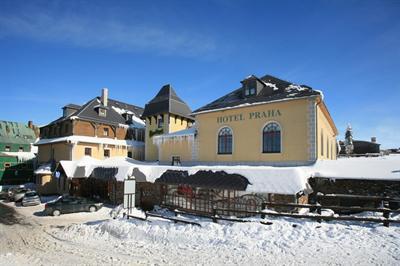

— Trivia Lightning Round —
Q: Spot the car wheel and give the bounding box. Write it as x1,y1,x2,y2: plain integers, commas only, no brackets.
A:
52,209,61,216
89,206,97,212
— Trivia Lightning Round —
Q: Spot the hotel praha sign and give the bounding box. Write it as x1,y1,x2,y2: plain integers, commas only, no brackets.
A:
216,109,281,124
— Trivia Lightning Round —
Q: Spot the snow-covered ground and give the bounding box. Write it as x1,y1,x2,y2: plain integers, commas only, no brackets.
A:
1,201,399,265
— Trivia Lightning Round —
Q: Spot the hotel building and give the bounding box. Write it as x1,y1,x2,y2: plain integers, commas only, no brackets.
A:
150,74,338,166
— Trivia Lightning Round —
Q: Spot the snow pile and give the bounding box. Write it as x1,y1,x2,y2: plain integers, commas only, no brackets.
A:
286,84,308,92
263,82,279,91
53,215,400,265
312,155,400,180
0,151,36,162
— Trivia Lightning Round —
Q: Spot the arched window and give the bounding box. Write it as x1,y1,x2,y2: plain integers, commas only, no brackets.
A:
218,127,233,154
263,122,281,153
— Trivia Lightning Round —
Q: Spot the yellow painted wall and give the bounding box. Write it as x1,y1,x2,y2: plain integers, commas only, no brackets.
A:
145,114,192,161
37,143,72,163
73,143,127,160
169,115,190,132
158,138,193,163
316,103,337,160
195,98,311,163
38,141,138,162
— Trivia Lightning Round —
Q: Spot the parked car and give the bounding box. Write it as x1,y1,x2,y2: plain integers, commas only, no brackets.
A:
8,188,30,202
22,191,41,206
0,188,9,199
44,196,103,216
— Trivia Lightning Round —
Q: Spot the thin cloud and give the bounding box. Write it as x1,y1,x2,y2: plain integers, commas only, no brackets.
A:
0,10,217,57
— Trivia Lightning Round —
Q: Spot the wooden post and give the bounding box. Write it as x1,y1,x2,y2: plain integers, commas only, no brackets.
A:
212,206,217,223
316,204,322,223
261,202,266,219
383,210,390,227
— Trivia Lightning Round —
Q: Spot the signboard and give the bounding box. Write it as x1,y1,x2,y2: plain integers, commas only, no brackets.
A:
123,179,136,214
124,179,136,194
216,109,281,124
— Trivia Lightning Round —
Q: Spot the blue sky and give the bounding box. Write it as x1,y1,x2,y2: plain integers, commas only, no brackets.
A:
0,0,399,148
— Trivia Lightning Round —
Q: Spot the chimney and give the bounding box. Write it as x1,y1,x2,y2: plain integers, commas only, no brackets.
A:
28,121,33,129
101,88,108,107
371,137,376,143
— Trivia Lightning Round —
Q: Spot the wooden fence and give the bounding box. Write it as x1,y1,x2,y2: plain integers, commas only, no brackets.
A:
127,193,400,227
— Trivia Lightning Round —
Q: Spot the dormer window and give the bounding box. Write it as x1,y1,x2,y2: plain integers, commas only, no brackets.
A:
99,108,107,117
245,87,256,97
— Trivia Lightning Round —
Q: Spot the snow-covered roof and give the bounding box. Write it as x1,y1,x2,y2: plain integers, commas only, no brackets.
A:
193,74,321,115
59,156,152,181
57,157,311,194
35,135,144,147
34,163,52,175
0,151,36,162
112,106,145,128
57,155,400,194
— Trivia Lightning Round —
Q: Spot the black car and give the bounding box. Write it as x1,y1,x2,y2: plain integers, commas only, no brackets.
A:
44,196,103,216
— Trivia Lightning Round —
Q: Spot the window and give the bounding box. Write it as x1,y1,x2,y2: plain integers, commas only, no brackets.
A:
64,123,69,133
99,108,107,117
19,147,24,152
158,116,164,128
327,139,330,159
127,151,133,158
218,127,233,154
104,149,110,158
263,122,281,153
84,147,92,156
5,146,11,152
103,128,109,137
171,156,181,166
321,131,324,156
245,87,256,97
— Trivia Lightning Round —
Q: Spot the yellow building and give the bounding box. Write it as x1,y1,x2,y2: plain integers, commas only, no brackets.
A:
141,84,194,161
153,74,338,165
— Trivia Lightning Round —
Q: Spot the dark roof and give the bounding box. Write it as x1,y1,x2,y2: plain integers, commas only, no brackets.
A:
193,74,321,114
45,97,144,127
63,104,81,110
142,84,193,120
155,170,250,191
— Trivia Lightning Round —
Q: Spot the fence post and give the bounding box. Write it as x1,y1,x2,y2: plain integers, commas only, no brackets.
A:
383,210,390,227
261,202,266,219
316,203,322,223
212,206,217,223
